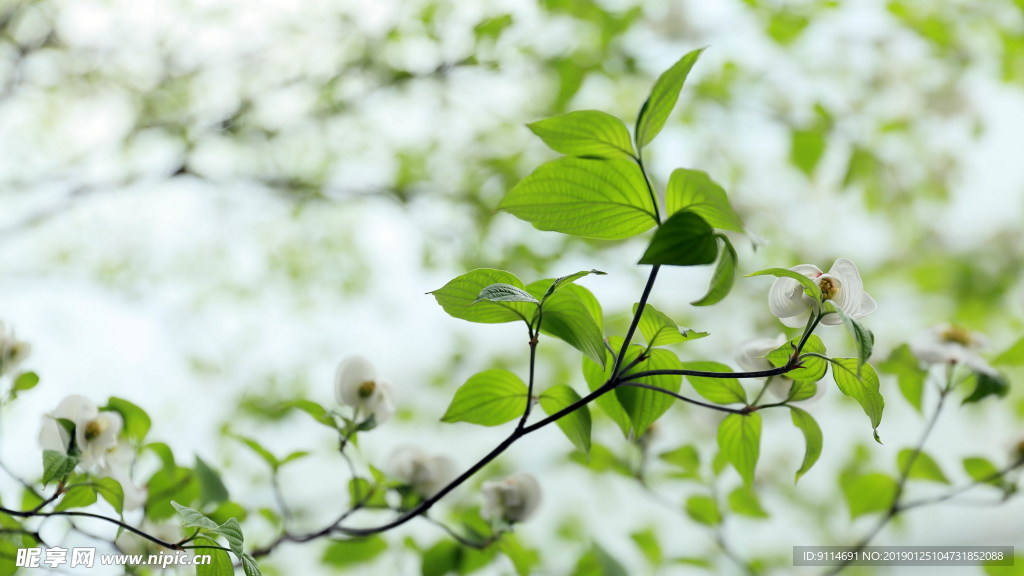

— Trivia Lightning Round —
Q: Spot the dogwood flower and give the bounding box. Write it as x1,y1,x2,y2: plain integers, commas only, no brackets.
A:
0,322,31,377
334,355,395,426
910,324,996,376
768,258,877,328
101,441,148,510
734,334,826,402
482,472,541,524
388,446,456,498
39,395,123,469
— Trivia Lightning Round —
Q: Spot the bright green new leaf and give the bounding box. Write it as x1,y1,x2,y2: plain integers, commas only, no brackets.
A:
55,484,97,511
322,537,388,567
41,450,78,486
830,359,885,443
286,399,338,429
104,397,151,443
691,234,738,306
615,347,685,438
878,343,927,413
717,413,762,487
634,303,708,347
498,157,657,240
789,406,822,482
842,473,897,518
12,371,39,392
528,110,636,159
962,370,1009,405
542,269,606,302
898,449,950,484
993,336,1024,366
765,335,828,383
528,281,606,365
681,361,747,404
727,485,769,518
630,528,663,565
234,435,280,470
747,267,822,302
790,127,827,176
582,350,632,437
95,477,125,514
431,269,534,324
658,444,701,481
684,495,721,526
638,211,718,267
665,169,745,232
963,457,1003,487
196,456,230,505
636,48,705,148
441,369,528,426
539,384,591,455
474,283,539,304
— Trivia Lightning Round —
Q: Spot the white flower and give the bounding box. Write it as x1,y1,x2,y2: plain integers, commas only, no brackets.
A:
768,258,877,328
39,395,123,469
388,447,456,498
100,441,148,511
910,324,995,375
482,473,541,524
734,334,826,403
334,356,395,426
115,520,182,556
0,322,31,377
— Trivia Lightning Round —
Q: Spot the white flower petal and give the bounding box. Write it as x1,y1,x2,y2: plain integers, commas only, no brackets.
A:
768,265,822,322
734,334,787,372
335,355,378,408
482,473,541,523
780,309,813,329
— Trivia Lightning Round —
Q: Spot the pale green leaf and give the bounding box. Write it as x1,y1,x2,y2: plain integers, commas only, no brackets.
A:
441,369,528,426
681,361,746,404
615,347,684,438
528,281,606,365
539,384,591,455
727,485,769,518
878,343,927,413
830,359,885,443
717,413,762,486
430,269,533,324
842,473,897,518
635,303,708,347
104,397,151,443
542,269,606,301
684,495,721,526
898,449,950,484
528,110,636,159
665,169,744,232
55,484,97,511
41,450,78,486
322,537,388,567
636,48,705,148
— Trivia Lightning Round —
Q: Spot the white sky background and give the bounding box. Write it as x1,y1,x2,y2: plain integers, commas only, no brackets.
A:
1,0,1023,574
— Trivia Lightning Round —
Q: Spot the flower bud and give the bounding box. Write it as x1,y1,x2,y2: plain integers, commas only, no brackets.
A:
389,447,456,498
482,472,541,524
334,356,395,426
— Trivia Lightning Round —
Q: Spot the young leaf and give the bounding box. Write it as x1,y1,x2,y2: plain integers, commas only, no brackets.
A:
474,283,539,304
897,449,950,484
233,435,281,470
241,553,262,576
636,48,705,149
441,370,528,426
746,268,822,302
993,336,1024,366
322,537,389,567
765,335,828,382
962,457,1003,487
12,371,39,392
529,282,606,365
634,303,708,347
528,110,636,159
41,450,78,486
691,234,738,306
824,302,874,367
285,399,338,429
727,485,769,518
877,343,927,413
195,456,230,504
842,473,897,519
498,157,657,240
684,495,721,526
430,269,534,324
95,477,125,514
680,361,747,405
658,445,701,481
630,528,663,565
103,397,151,443
665,169,745,232
615,348,685,438
717,413,762,487
538,384,592,456
542,269,606,301
788,406,822,482
638,211,718,267
830,358,885,443
582,350,632,437
55,484,98,511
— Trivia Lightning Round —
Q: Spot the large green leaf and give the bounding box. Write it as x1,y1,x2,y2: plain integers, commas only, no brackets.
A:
831,359,885,443
441,370,528,427
498,157,657,240
897,449,950,484
539,384,592,456
430,269,534,324
528,110,636,159
615,347,685,438
635,48,705,149
788,406,822,482
665,169,745,232
527,281,606,365
841,473,897,518
680,361,746,405
717,413,761,487
878,343,927,413
691,234,738,306
765,335,828,383
635,303,708,347
582,351,632,437
638,211,718,267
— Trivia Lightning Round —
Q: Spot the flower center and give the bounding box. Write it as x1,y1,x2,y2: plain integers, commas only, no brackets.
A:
939,326,973,347
818,276,838,300
357,380,377,399
84,419,106,442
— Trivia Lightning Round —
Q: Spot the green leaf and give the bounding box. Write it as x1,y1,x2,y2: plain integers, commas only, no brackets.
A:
529,281,606,365
421,540,459,576
474,283,539,304
441,369,528,426
55,484,98,511
615,347,684,438
684,495,721,526
147,467,199,520
538,384,591,455
528,110,636,159
542,269,606,301
962,370,1009,405
322,537,388,567
630,528,663,565
233,435,280,470
691,234,738,306
196,456,230,504
635,48,705,148
195,537,234,576
825,302,874,367
878,343,927,413
898,449,950,484
430,269,534,324
172,501,221,531
727,485,769,518
993,336,1024,366
498,533,539,576
790,127,827,176
348,478,387,508
681,361,746,404
842,473,897,518
658,444,701,480
717,413,762,487
963,457,1003,487
95,477,125,514
638,211,718,267
285,399,338,429
498,157,657,240
747,267,822,302
41,449,78,486
217,518,245,556
582,351,632,437
665,169,745,232
830,359,885,443
788,406,823,482
765,335,828,383
575,543,630,576
241,553,262,576
635,303,708,347
104,397,151,443
12,371,39,392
